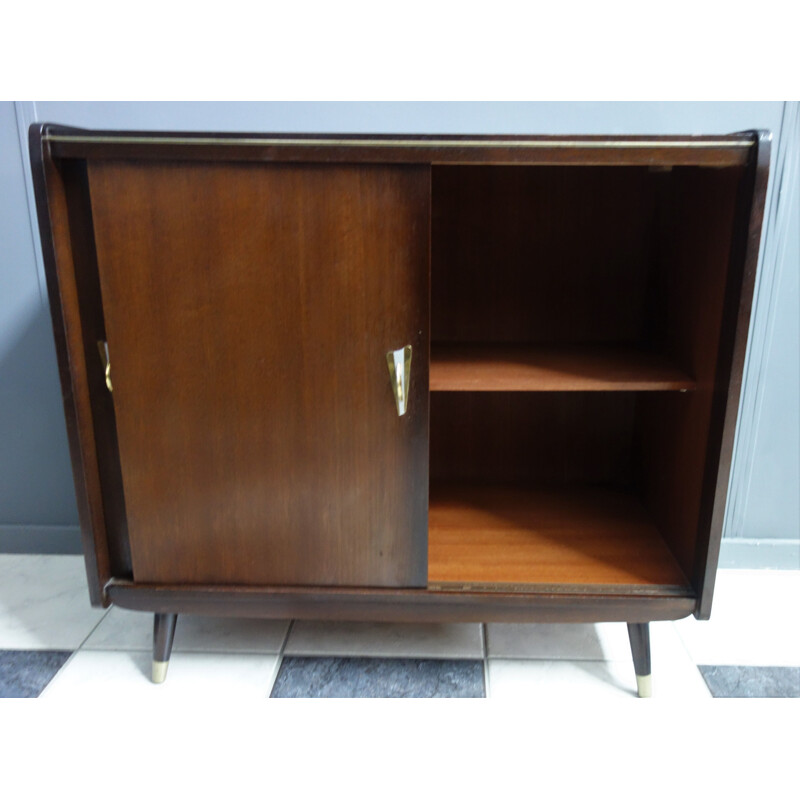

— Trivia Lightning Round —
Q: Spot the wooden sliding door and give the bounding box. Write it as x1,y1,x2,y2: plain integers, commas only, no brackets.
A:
87,160,430,587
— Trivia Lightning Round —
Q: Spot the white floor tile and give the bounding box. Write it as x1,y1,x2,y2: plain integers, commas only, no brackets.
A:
675,569,800,667
649,622,714,698
485,622,632,660
285,620,484,659
488,658,635,700
487,620,709,701
0,555,107,649
40,649,280,700
82,607,290,653
488,653,711,701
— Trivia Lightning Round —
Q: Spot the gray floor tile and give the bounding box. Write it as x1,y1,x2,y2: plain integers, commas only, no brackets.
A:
0,650,73,698
271,656,486,698
285,620,482,659
698,665,800,698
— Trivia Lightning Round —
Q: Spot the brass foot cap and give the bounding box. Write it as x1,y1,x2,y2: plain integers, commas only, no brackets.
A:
152,660,169,684
636,673,652,698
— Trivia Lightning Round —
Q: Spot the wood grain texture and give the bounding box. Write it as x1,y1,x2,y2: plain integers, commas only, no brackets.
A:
693,131,771,618
58,160,132,579
430,344,695,391
431,392,636,486
87,160,430,587
635,165,745,587
428,486,689,590
28,125,112,605
106,580,696,623
431,165,659,344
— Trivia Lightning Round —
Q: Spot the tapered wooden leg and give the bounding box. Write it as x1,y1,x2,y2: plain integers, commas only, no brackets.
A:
627,622,652,698
152,613,178,684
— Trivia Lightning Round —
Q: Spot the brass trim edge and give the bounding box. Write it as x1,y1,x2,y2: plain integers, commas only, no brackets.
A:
43,134,754,149
104,577,695,597
427,582,695,597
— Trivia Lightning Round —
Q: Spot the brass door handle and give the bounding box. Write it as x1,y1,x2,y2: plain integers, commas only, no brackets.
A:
386,345,412,416
98,340,112,392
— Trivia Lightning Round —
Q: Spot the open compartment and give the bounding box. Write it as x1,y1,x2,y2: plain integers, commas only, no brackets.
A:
428,161,746,595
427,392,691,593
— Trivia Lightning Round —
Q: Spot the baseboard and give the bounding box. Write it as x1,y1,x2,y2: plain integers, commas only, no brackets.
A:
0,524,83,555
719,538,800,570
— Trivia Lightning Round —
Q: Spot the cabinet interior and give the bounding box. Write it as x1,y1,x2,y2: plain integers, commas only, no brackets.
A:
428,163,745,593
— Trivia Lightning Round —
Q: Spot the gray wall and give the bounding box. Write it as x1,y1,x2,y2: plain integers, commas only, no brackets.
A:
0,103,80,551
724,103,799,567
1,102,797,565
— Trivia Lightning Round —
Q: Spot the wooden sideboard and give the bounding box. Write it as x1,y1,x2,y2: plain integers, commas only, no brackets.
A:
30,125,769,695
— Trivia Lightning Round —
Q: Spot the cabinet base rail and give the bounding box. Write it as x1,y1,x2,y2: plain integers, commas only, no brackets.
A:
108,581,695,624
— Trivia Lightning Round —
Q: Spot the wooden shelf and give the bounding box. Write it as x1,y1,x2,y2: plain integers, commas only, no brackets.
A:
428,485,691,593
429,344,696,392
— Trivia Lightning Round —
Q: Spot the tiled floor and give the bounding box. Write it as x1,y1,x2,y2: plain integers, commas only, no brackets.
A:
0,555,798,699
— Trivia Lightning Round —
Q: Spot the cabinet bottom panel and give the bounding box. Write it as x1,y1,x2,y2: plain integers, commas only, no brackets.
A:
428,484,691,592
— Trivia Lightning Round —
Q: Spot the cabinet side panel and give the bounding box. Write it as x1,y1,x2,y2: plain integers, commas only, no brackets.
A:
636,160,755,604
28,127,113,604
58,160,132,579
87,161,430,588
694,134,771,618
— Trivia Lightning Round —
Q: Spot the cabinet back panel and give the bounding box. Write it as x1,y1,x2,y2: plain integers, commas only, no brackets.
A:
431,166,658,344
87,161,430,587
430,393,635,486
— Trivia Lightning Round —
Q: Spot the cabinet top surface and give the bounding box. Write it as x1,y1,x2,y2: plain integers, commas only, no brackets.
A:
36,125,759,167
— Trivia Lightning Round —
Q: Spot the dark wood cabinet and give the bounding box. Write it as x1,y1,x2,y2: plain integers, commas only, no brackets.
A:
30,126,770,695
